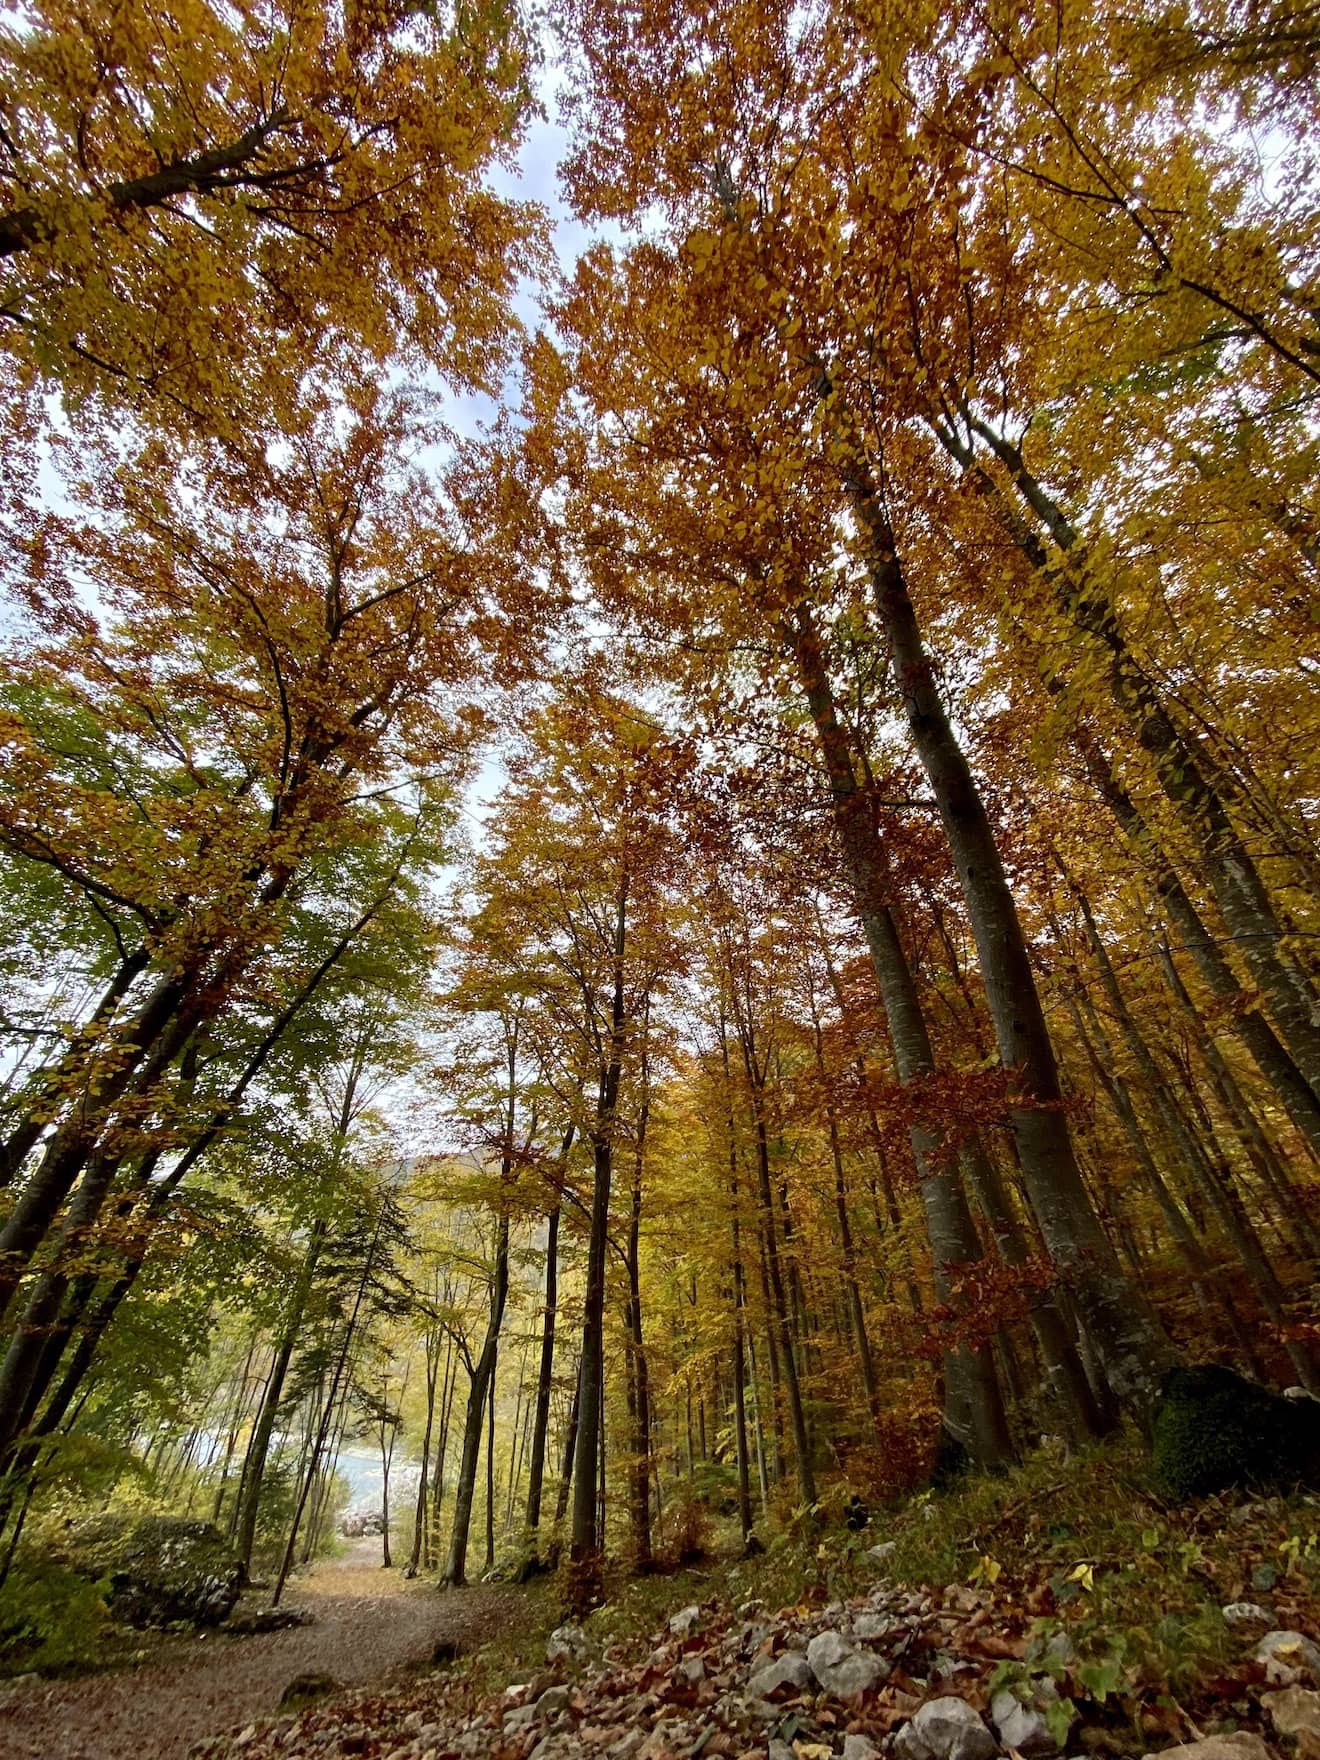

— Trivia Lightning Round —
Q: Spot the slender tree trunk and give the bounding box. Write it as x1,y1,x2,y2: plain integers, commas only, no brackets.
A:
234,1218,328,1575
553,1356,581,1534
836,488,1175,1417
273,1206,383,1606
211,1332,261,1526
625,1039,653,1570
719,1022,755,1545
1074,730,1320,1160
428,1332,458,1570
485,1344,498,1574
525,1174,565,1541
1074,895,1318,1388
446,1213,510,1586
407,1326,441,1577
787,607,1014,1465
956,417,1320,1098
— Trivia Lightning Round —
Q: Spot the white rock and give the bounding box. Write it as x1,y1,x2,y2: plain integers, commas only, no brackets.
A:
844,1738,882,1760
746,1653,815,1698
1138,1736,1276,1760
1222,1602,1273,1630
530,1739,582,1760
546,1623,591,1665
677,1654,706,1685
1041,1632,1075,1669
537,1684,573,1717
1263,1685,1320,1743
670,1604,703,1636
806,1629,887,1698
1257,1630,1320,1686
897,1696,998,1760
991,1687,1063,1756
867,1542,897,1566
854,1613,891,1641
504,1705,538,1731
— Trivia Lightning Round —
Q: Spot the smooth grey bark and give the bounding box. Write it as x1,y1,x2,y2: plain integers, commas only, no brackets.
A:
525,1129,573,1540
570,871,629,1601
789,606,1013,1467
233,1219,328,1574
946,414,1320,1104
446,1208,511,1586
1072,729,1320,1161
837,478,1175,1420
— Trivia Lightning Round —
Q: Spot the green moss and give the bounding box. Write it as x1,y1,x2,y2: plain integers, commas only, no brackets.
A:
1150,1366,1320,1501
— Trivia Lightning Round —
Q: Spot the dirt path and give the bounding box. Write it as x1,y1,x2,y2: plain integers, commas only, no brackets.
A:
0,1543,528,1760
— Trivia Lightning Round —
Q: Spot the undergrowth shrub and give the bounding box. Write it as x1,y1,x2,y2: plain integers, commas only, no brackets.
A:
0,1556,111,1676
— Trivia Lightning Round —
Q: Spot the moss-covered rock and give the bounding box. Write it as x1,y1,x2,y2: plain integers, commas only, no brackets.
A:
61,1515,242,1628
278,1671,341,1711
1151,1365,1320,1500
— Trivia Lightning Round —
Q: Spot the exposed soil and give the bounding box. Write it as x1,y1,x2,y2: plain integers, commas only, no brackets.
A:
0,1540,528,1760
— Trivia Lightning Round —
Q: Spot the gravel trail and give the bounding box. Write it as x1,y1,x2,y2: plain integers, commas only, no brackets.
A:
0,1543,524,1760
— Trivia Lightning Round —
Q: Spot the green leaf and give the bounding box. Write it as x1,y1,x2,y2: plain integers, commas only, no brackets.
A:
1045,1697,1077,1748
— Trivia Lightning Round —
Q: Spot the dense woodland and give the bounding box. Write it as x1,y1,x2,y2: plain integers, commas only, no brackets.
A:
0,0,1318,1646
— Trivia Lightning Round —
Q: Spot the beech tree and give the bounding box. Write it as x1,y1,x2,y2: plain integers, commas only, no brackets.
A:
0,0,542,429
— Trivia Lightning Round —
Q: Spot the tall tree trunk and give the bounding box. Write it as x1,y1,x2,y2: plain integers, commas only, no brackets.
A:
485,1343,498,1573
525,1131,571,1542
788,606,1014,1465
570,870,629,1608
838,482,1175,1418
233,1218,328,1576
1074,893,1318,1388
427,1330,457,1570
952,416,1320,1100
446,1213,510,1587
553,1356,581,1533
407,1325,441,1578
625,1029,653,1570
273,1205,383,1606
1073,729,1320,1160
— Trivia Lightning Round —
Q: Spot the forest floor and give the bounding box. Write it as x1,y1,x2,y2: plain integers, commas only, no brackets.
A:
0,1538,546,1760
6,1443,1320,1760
175,1442,1320,1760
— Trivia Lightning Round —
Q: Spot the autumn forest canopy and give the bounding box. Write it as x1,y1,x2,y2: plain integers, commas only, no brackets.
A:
0,0,1319,1657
